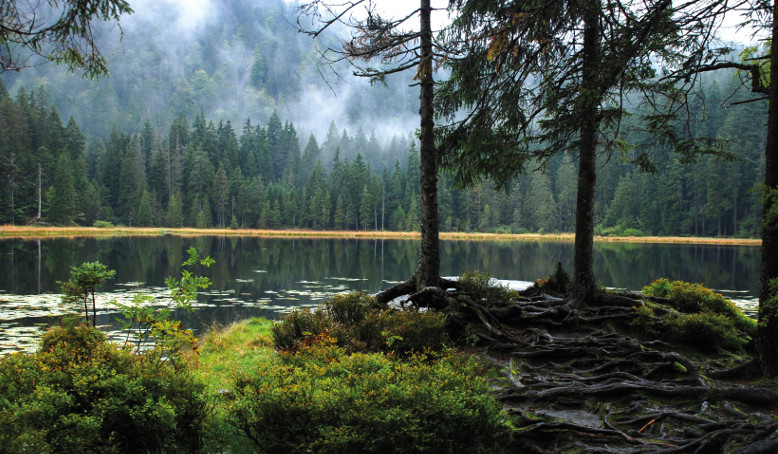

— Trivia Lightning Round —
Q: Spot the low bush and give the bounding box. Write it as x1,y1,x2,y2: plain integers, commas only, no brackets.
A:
458,270,521,302
0,322,208,453
598,225,624,237
635,279,756,352
272,292,449,355
494,225,512,234
664,311,746,352
227,338,506,453
622,228,645,237
92,220,113,228
642,279,756,335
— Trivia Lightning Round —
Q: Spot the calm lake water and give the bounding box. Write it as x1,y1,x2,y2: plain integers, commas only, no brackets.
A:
0,236,761,353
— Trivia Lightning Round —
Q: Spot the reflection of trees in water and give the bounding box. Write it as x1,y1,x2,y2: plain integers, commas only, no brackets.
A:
0,237,761,302
594,243,760,293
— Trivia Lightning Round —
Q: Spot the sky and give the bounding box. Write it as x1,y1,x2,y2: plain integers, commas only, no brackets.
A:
286,0,765,45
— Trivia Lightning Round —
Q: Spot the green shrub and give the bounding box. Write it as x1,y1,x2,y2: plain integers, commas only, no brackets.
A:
643,278,672,298
622,228,645,237
636,279,756,353
599,225,624,237
325,292,379,326
0,324,208,453
664,311,746,352
378,309,449,354
494,225,512,234
458,270,520,301
272,308,334,351
227,339,505,453
92,220,113,228
642,279,756,335
272,293,449,356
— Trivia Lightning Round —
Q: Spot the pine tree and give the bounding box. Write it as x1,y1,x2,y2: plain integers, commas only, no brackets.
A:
166,192,184,227
49,153,76,224
214,164,229,228
136,189,154,227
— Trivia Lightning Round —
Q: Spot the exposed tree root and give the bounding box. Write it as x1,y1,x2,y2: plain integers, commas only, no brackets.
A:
406,278,778,453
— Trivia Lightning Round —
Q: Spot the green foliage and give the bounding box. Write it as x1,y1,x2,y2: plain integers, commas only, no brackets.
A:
0,0,133,78
458,270,521,301
272,293,449,355
227,338,505,453
622,228,645,237
597,225,624,237
57,261,116,327
92,220,113,228
642,279,756,334
635,279,756,352
271,308,333,352
0,323,207,453
114,247,213,363
740,42,770,92
664,311,746,352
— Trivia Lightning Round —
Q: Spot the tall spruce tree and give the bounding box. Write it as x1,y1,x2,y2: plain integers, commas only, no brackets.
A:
438,0,727,302
49,153,76,224
300,0,449,299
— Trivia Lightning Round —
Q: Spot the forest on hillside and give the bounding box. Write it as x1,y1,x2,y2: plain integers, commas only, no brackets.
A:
0,0,768,238
0,70,766,237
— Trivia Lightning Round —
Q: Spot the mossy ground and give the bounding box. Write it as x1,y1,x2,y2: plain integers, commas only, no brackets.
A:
186,318,276,392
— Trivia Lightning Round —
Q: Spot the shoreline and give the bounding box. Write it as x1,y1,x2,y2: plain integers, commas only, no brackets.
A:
0,225,761,246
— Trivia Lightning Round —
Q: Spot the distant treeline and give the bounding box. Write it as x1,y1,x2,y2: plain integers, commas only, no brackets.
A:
0,74,766,237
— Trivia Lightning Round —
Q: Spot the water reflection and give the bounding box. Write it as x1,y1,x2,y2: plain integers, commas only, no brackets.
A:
0,236,761,352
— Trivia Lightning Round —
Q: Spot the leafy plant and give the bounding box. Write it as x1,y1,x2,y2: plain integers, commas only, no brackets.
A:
0,322,208,453
636,279,757,352
272,292,449,355
642,279,756,334
114,247,214,366
227,338,505,453
58,261,116,327
458,270,521,301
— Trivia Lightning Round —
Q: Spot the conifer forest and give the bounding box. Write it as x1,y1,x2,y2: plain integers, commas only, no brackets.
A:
0,0,767,238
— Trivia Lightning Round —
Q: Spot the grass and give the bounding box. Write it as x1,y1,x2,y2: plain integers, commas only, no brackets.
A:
0,225,761,246
187,318,276,392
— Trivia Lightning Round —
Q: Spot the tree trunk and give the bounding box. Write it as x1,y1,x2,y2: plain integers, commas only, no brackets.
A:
758,0,778,377
572,0,601,302
37,163,42,220
415,0,440,290
92,290,97,328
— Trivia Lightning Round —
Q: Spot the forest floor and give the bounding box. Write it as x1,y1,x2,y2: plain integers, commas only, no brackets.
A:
441,278,778,453
0,225,762,245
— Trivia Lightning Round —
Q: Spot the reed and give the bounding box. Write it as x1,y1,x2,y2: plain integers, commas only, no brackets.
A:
0,225,761,246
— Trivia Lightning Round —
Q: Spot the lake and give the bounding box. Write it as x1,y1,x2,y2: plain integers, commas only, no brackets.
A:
0,236,761,353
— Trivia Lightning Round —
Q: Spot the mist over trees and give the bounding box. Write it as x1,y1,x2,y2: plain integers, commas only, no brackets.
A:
0,0,767,239
0,71,766,237
0,0,420,141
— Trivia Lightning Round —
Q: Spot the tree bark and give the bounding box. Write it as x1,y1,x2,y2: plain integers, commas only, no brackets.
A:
572,0,602,302
758,0,778,377
415,0,440,290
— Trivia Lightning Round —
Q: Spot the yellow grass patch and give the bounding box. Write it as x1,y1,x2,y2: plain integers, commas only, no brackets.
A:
0,225,761,246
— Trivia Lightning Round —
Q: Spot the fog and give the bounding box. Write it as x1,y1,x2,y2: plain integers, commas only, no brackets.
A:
0,0,427,151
